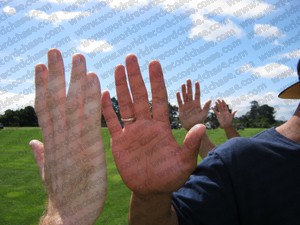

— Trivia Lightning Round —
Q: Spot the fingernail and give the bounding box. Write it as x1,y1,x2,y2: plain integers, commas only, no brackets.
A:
48,49,58,63
73,54,83,66
126,54,138,64
35,64,45,74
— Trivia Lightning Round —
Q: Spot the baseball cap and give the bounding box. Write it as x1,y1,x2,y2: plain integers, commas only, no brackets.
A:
278,59,300,99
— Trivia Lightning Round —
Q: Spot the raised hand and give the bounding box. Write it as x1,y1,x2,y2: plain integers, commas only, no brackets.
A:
212,99,237,129
212,99,240,139
30,49,106,224
176,80,211,130
102,55,205,195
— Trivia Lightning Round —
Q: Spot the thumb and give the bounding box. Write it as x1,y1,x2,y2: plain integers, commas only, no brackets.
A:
232,110,237,117
29,140,45,181
202,100,212,113
181,124,206,172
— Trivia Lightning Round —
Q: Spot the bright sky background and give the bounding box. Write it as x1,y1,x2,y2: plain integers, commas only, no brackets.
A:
1,0,299,121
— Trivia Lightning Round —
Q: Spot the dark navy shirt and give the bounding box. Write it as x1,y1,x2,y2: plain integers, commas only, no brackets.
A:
172,128,300,225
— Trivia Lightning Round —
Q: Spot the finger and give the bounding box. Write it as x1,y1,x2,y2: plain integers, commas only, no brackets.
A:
66,54,87,133
176,92,183,108
149,60,169,123
211,106,218,114
47,49,66,151
181,83,188,103
181,124,206,173
125,54,151,119
224,100,230,113
202,100,212,114
186,79,193,101
47,49,66,124
220,99,227,111
82,73,105,177
216,99,222,111
115,65,135,127
232,110,237,117
101,91,122,137
194,81,200,103
83,72,102,133
29,140,45,181
34,64,52,141
194,81,201,109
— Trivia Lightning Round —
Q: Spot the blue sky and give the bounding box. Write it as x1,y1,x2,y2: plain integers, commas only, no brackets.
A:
1,0,299,121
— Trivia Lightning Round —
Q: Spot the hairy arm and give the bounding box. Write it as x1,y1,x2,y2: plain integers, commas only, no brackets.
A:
30,49,106,224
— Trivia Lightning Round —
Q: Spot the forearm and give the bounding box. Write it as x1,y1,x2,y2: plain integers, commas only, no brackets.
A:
198,133,216,159
129,192,179,225
223,126,240,139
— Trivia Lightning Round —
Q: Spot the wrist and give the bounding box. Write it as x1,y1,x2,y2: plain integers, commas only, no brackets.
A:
132,191,172,200
223,125,240,139
222,125,235,130
40,212,64,225
40,202,96,225
40,212,95,225
130,192,176,225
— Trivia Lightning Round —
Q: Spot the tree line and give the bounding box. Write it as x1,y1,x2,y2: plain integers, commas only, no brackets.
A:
0,99,284,128
207,100,284,129
0,106,38,127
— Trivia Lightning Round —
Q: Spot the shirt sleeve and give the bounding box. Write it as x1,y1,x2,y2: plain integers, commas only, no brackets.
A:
172,151,240,225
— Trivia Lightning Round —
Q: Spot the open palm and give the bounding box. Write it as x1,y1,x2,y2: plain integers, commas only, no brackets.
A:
102,55,205,195
177,80,211,130
212,99,237,129
30,49,106,224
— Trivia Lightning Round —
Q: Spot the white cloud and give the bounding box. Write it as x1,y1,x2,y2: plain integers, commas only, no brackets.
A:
77,39,113,53
3,6,16,15
250,63,294,79
234,63,254,75
39,0,273,42
28,10,91,24
43,0,81,3
273,40,283,46
0,79,33,84
103,0,149,10
189,16,243,41
219,0,273,19
156,0,273,42
254,24,285,39
156,0,273,17
0,92,34,114
15,56,24,62
42,0,149,9
281,50,300,59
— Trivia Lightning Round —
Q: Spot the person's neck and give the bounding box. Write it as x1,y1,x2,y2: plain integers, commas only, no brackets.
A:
276,103,300,144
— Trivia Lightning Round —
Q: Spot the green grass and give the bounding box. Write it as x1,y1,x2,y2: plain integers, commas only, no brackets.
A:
0,127,265,224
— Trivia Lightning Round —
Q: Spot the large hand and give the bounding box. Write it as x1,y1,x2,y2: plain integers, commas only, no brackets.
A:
30,49,106,224
102,55,205,195
212,99,237,129
176,80,211,130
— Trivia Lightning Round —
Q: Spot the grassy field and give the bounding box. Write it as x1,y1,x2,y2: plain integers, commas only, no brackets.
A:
0,127,265,225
